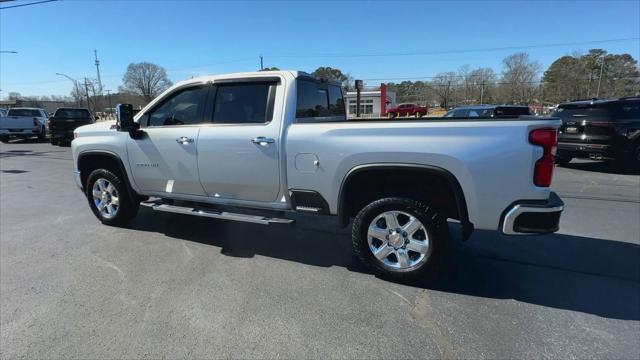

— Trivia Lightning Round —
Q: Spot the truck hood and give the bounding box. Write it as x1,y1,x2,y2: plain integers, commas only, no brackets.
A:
75,120,117,136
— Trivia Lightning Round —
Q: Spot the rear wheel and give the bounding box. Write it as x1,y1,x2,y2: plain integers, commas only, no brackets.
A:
352,197,446,281
86,168,139,226
0,136,9,143
37,126,46,141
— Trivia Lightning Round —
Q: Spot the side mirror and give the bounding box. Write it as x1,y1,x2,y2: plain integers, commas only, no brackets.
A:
116,104,142,139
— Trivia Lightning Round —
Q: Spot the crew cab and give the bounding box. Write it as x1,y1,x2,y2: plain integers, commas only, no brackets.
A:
0,108,48,143
71,71,564,280
553,97,640,166
386,103,428,118
48,107,95,146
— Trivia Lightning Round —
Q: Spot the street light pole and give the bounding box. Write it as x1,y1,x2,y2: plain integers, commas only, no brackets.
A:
55,72,81,107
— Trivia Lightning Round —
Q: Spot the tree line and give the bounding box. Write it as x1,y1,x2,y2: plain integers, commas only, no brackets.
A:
9,49,638,113
385,49,639,108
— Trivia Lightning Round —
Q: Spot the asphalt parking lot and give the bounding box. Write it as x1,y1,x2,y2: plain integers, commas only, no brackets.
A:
1,140,639,359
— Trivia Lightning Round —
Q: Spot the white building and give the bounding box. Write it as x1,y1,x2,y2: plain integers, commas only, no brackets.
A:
344,84,396,118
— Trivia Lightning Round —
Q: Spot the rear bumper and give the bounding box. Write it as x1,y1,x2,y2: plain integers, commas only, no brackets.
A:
557,142,619,159
501,192,564,235
0,129,39,137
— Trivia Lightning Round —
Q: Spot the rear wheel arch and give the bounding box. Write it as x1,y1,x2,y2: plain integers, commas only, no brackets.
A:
337,163,473,239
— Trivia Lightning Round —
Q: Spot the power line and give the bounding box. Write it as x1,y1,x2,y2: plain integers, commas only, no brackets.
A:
268,37,640,59
0,0,58,10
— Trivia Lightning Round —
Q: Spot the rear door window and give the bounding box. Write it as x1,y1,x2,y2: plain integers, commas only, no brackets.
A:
296,79,346,122
212,82,276,124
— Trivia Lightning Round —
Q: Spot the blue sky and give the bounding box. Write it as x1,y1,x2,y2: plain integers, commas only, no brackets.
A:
1,0,639,97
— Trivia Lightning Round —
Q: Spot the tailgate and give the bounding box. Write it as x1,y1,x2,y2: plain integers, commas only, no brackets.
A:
49,118,92,131
0,116,35,130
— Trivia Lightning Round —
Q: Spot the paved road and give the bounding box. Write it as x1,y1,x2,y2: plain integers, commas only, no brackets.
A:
1,141,639,359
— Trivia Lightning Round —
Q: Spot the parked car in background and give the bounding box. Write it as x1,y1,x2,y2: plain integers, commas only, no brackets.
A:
48,108,96,146
71,70,564,280
386,103,428,118
0,108,48,143
444,105,532,118
553,97,640,166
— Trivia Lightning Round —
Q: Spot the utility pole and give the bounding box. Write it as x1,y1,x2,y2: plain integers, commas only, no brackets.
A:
94,49,103,95
596,55,605,98
479,74,485,105
260,55,264,71
84,78,91,113
105,90,113,118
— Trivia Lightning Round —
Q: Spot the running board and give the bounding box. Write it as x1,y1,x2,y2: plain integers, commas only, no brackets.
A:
140,202,294,225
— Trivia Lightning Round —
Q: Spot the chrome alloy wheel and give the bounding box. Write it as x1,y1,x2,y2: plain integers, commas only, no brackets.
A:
367,210,430,270
92,178,119,219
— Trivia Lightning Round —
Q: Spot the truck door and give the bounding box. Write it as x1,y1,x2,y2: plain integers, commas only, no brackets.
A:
196,80,281,203
126,85,209,196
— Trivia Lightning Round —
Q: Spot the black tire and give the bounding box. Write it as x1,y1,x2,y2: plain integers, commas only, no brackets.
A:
50,138,58,146
86,168,139,226
352,197,447,281
0,137,9,143
555,155,572,165
37,126,46,141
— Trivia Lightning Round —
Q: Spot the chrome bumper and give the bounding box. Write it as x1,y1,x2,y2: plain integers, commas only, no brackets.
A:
501,192,564,235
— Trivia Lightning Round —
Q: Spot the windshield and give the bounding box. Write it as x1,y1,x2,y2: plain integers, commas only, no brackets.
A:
54,109,91,118
7,109,42,117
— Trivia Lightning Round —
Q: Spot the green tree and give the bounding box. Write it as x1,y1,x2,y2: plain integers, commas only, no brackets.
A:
312,66,353,90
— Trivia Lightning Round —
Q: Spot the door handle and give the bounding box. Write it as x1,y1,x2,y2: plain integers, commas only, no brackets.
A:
176,136,194,145
251,137,275,146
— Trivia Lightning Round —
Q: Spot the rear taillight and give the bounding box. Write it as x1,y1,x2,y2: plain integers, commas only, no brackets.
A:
529,129,557,187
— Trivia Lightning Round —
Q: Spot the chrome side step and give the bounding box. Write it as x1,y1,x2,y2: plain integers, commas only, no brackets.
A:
140,202,294,225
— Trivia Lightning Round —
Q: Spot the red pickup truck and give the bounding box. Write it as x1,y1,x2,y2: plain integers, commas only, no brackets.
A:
386,103,428,118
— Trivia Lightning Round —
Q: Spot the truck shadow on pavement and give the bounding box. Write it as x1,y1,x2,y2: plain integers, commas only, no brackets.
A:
130,210,640,321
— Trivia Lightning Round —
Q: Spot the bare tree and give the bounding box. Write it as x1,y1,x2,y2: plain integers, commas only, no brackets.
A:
430,72,460,109
500,52,541,104
119,62,173,102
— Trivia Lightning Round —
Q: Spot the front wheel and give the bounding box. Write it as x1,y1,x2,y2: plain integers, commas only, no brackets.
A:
352,197,447,281
86,168,139,226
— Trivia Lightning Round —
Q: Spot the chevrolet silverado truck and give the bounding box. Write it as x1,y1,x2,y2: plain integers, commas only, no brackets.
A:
71,70,564,279
0,107,48,142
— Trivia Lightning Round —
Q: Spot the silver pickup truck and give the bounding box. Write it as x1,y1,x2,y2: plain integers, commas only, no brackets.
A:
71,70,564,280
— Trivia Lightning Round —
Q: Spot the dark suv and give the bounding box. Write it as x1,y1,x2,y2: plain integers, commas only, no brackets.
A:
444,105,532,118
553,97,640,166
